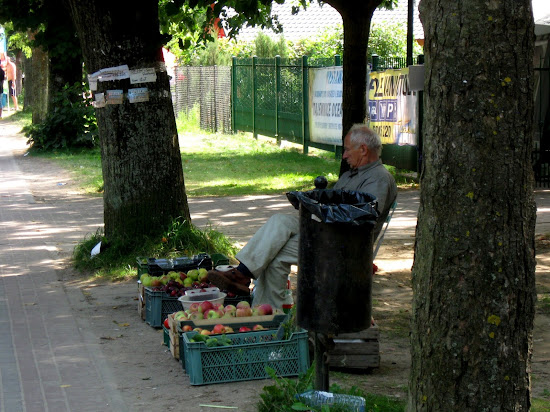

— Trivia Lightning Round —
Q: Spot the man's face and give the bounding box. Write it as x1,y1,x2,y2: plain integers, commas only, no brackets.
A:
342,134,365,169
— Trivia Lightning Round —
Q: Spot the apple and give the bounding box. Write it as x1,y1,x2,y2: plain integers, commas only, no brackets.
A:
213,303,224,311
256,304,273,316
187,269,199,280
239,326,251,332
206,309,221,319
198,268,209,281
200,329,212,336
182,325,193,332
179,272,187,281
236,301,251,310
252,324,265,331
160,275,170,285
151,278,162,287
174,311,188,321
236,307,253,317
222,311,236,318
189,312,202,321
212,324,225,334
163,318,170,329
223,326,234,333
199,300,214,313
224,304,236,314
189,302,200,313
183,277,193,287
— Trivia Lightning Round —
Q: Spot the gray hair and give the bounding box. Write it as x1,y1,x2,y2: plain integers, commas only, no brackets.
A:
347,124,382,156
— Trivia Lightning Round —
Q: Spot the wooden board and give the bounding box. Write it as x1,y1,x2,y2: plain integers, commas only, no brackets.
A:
328,325,380,370
167,313,180,360
137,282,146,320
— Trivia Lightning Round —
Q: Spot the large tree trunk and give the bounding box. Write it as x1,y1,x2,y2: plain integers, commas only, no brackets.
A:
65,0,190,239
322,0,382,176
26,44,50,124
408,0,536,410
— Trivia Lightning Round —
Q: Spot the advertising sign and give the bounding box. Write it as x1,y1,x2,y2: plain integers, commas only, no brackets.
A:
308,66,344,146
367,68,418,146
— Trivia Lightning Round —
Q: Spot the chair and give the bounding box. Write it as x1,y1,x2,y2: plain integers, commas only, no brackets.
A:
373,201,397,260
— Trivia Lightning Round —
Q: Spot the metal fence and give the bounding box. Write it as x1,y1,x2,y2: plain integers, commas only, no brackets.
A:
172,65,232,133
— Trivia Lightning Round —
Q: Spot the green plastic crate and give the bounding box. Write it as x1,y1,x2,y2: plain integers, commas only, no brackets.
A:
211,253,230,267
163,325,170,346
136,256,149,279
181,329,309,385
145,287,182,328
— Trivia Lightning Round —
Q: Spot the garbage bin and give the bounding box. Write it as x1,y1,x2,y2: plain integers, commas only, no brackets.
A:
286,189,378,335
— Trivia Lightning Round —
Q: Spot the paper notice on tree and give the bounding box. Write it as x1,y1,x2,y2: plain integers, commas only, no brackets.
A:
130,68,157,84
128,88,149,103
93,92,106,108
106,89,124,105
98,64,130,81
88,73,99,91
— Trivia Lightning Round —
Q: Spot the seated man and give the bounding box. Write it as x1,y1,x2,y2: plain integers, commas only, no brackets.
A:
208,124,398,310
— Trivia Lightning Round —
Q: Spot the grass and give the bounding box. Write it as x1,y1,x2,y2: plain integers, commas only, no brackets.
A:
20,107,417,198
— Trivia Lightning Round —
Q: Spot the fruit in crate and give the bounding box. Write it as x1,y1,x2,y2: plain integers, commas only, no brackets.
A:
253,324,266,331
256,304,273,316
224,305,236,315
199,301,214,314
182,325,193,332
239,326,251,332
212,324,225,334
187,269,199,281
163,318,170,329
236,307,253,317
236,301,251,309
198,268,209,281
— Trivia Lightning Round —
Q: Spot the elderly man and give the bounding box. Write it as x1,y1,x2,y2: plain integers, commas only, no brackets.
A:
208,124,398,310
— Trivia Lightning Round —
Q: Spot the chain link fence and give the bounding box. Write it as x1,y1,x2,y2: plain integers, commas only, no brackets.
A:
172,65,231,133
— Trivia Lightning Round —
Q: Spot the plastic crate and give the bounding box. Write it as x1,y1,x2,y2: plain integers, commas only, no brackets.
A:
181,328,309,385
145,287,182,328
136,257,149,279
295,390,366,412
163,325,170,346
147,253,213,276
211,253,230,267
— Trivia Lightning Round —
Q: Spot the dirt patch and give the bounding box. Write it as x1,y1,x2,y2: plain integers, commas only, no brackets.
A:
14,150,550,409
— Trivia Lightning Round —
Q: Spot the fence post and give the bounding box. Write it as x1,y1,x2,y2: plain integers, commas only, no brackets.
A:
252,56,258,139
275,55,281,144
302,55,309,155
372,54,379,71
231,57,236,134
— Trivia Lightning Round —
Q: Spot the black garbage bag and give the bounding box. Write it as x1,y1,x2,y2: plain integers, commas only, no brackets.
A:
286,189,379,226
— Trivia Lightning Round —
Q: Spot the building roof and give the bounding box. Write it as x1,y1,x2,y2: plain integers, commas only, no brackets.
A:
236,0,424,42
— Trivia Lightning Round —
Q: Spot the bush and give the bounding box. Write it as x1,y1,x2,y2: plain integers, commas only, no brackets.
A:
24,82,98,151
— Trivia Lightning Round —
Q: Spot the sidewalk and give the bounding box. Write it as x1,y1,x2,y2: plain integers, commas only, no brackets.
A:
1,120,549,411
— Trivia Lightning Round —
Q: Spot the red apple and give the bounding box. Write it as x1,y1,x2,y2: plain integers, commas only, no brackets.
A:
213,303,224,311
224,304,236,314
163,318,170,329
236,301,251,310
182,325,193,332
239,326,251,332
199,300,214,313
256,303,273,316
189,302,200,313
212,324,225,334
236,307,253,317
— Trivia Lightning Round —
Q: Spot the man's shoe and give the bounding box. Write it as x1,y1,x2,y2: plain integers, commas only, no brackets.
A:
207,267,251,296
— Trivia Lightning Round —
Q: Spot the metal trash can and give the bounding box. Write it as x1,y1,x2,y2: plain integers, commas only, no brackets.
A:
286,189,378,335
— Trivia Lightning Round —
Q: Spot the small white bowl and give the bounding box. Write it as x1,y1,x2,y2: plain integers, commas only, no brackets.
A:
178,292,226,310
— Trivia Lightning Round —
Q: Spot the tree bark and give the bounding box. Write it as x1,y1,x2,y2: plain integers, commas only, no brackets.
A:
322,0,382,176
26,44,50,124
65,0,190,239
409,0,537,410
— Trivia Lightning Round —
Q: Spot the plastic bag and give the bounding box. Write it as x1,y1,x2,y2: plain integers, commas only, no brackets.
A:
286,189,378,226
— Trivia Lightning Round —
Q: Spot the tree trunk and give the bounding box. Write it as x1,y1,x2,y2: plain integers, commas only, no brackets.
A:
322,0,382,176
409,0,536,410
65,0,190,239
27,45,50,124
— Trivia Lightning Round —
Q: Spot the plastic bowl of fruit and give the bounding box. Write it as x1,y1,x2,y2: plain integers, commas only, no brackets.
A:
178,292,226,310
